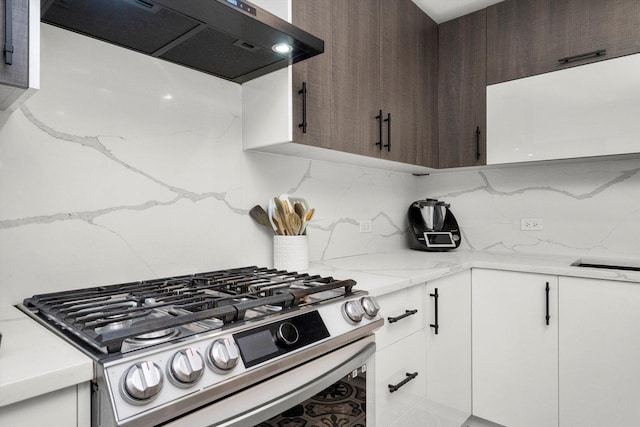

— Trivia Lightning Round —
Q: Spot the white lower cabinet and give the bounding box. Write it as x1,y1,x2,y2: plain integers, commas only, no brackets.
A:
375,329,427,427
559,276,640,427
373,284,426,426
472,269,558,427
425,271,472,427
0,382,90,427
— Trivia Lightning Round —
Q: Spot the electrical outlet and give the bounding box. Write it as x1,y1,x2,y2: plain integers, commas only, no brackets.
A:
520,218,543,231
359,220,372,233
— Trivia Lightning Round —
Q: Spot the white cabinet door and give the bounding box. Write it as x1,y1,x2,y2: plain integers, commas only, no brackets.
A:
472,269,558,427
425,270,471,427
375,329,427,427
0,385,78,427
559,276,640,427
487,52,640,165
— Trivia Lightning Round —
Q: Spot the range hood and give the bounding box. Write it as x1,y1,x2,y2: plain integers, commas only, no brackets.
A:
41,0,324,84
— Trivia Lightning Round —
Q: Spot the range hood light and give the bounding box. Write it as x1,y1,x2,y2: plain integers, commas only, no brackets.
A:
272,43,293,55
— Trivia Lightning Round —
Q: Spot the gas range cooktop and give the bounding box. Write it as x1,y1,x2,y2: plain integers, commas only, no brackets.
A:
18,266,382,427
20,266,358,358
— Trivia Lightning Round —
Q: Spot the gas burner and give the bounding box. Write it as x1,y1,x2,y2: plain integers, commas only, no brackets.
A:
122,328,180,351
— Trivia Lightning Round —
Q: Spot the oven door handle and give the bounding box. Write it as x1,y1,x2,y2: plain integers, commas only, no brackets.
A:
163,336,376,427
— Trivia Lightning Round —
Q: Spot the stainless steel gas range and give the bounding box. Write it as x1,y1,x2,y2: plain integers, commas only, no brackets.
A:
18,266,382,426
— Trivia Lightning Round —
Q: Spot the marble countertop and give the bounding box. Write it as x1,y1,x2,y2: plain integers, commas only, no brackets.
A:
2,249,639,408
310,249,640,297
0,306,94,408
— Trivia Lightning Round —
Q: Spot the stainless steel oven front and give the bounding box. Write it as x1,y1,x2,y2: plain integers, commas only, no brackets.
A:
164,335,375,427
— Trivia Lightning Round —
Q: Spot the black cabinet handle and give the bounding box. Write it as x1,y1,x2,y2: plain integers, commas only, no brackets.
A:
558,49,606,64
387,309,418,324
383,113,391,151
375,110,383,150
430,288,439,335
4,0,14,65
545,282,550,326
388,372,418,393
298,82,307,133
475,126,481,160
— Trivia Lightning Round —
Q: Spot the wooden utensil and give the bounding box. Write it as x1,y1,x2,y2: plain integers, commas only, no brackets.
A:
274,197,292,235
288,212,302,235
300,208,314,235
250,205,274,233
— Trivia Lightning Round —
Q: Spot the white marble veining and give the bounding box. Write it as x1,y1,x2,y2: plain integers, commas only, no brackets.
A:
1,23,639,309
0,24,417,305
421,158,640,258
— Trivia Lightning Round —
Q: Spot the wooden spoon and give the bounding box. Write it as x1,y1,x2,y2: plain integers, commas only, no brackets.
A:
249,205,274,233
288,212,302,235
274,197,292,235
300,208,314,235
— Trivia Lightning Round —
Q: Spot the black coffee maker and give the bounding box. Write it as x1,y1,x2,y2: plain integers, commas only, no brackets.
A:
408,198,461,251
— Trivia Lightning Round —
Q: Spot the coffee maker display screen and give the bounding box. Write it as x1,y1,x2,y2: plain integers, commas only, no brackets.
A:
424,232,456,248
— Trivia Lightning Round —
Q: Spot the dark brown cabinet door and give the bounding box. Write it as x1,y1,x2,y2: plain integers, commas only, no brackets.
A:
438,9,486,169
416,7,439,168
380,0,418,165
486,0,554,85
292,0,332,149
488,0,640,84
379,0,438,168
330,0,381,159
552,0,640,70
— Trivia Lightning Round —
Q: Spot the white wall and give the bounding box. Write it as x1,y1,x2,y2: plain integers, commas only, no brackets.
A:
0,25,417,305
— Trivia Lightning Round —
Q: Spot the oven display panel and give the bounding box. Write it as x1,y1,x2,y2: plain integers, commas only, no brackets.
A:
234,311,330,368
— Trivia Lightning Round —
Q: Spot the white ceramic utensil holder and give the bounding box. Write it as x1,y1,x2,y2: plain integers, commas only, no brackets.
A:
273,235,309,272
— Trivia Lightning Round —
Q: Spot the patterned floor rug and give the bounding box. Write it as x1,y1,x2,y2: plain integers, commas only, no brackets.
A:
256,378,366,427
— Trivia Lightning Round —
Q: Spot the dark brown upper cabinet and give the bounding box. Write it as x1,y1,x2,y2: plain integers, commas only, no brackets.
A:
438,9,487,169
328,0,382,160
329,0,438,168
1,0,36,110
381,0,438,168
291,0,333,149
487,0,640,85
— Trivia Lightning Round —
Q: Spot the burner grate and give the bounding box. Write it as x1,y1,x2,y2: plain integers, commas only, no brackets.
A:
22,266,356,354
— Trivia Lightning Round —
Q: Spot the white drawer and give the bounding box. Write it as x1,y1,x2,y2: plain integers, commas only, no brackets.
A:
375,285,425,350
374,329,427,427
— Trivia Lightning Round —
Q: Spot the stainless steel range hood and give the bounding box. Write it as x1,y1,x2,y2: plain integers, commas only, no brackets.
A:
41,0,324,84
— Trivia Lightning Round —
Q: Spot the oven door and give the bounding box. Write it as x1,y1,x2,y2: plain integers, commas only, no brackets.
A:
163,335,375,427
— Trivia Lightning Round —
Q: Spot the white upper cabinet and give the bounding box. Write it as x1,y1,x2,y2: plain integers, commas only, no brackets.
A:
487,52,640,165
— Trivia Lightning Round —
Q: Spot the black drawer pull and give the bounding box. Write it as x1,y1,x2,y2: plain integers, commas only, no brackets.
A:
375,110,383,150
475,126,481,160
430,288,439,335
383,112,391,151
298,82,307,133
387,309,418,324
4,0,14,65
545,282,550,326
388,372,418,393
558,49,606,64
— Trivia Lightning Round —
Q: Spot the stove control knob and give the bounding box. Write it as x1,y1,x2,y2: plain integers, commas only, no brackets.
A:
276,322,299,346
169,348,204,386
343,300,365,323
208,338,240,371
361,296,380,318
122,361,163,403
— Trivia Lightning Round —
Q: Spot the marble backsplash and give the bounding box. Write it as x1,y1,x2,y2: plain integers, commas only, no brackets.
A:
419,157,640,259
0,25,416,304
1,25,639,305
